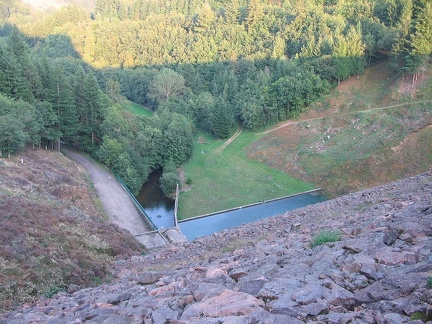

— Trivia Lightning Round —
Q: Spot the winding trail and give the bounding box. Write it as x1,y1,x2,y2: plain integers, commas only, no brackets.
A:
214,123,243,154
259,99,432,135
210,100,432,151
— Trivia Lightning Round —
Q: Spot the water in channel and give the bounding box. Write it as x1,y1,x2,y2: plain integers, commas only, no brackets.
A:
136,170,327,240
179,191,327,241
135,169,175,229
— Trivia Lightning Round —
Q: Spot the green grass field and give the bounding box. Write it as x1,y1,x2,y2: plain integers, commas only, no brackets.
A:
124,101,153,116
124,62,432,217
178,130,315,218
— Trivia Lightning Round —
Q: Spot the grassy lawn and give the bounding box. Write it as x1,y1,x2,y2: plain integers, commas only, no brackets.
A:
124,101,153,117
178,130,315,218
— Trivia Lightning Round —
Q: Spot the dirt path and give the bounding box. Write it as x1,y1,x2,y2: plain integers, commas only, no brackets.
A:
214,123,242,154
259,99,432,135
64,148,167,248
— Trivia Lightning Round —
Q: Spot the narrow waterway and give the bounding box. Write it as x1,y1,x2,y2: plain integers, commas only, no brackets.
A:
136,170,327,240
135,169,175,229
179,191,327,240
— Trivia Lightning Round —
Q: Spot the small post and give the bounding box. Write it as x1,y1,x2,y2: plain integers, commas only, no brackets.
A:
174,184,179,227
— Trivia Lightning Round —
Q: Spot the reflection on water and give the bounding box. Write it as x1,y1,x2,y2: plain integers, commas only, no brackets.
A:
135,169,175,229
179,191,327,240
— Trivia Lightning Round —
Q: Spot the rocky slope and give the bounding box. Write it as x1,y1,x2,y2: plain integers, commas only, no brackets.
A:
1,171,431,323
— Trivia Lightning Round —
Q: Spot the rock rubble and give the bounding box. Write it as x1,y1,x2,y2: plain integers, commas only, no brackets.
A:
1,172,431,323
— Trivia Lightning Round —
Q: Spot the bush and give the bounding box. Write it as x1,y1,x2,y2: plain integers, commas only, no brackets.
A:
311,230,341,247
160,171,179,196
427,275,432,289
44,286,65,298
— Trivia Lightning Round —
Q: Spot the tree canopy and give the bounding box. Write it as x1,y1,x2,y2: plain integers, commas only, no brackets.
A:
1,0,430,194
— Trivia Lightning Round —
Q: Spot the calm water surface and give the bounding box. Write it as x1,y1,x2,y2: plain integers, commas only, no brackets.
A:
179,191,327,240
136,171,327,240
135,169,175,229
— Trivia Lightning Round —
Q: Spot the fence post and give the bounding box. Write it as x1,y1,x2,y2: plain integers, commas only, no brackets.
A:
174,183,179,227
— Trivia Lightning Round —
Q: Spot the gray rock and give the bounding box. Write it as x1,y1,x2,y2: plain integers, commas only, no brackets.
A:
258,278,303,301
235,278,266,297
323,283,354,309
1,172,432,324
180,289,265,320
136,271,164,285
96,292,132,305
383,229,399,246
301,301,328,316
228,268,248,281
383,312,406,324
151,307,179,323
291,283,325,305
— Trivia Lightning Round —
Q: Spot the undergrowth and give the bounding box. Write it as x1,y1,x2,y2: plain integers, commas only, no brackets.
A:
0,150,145,312
311,230,341,247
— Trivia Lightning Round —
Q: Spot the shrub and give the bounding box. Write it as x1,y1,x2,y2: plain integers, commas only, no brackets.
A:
311,230,341,247
160,171,179,196
44,286,65,298
427,275,432,289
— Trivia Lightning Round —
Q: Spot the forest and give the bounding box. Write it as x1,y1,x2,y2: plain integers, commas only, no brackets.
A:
0,0,431,194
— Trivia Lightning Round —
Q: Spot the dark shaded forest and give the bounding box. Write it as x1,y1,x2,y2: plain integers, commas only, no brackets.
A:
0,0,431,194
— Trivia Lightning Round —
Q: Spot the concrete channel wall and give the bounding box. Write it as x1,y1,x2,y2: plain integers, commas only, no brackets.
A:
178,188,324,223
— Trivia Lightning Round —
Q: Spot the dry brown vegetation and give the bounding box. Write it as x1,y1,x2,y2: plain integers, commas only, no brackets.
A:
0,149,145,312
248,62,432,196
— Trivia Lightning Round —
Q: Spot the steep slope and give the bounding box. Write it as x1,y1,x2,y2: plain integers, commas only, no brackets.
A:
0,149,144,312
1,171,431,323
248,62,432,196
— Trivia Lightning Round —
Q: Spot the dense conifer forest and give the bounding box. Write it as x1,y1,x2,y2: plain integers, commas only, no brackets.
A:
0,0,431,194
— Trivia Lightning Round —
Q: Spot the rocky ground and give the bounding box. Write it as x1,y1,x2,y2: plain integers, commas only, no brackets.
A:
1,171,431,323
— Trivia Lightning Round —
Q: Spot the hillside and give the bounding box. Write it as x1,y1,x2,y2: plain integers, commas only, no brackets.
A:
1,62,431,316
248,62,432,196
0,149,144,312
1,170,431,322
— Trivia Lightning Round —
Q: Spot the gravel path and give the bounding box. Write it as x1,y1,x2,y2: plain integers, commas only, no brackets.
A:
259,99,432,135
64,148,167,248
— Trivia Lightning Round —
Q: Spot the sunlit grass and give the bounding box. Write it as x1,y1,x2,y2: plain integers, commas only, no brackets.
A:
124,101,153,116
178,130,315,218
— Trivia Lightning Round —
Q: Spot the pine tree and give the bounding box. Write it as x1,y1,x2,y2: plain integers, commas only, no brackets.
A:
193,1,215,33
224,0,240,25
211,97,234,138
408,1,432,80
245,0,264,31
83,71,104,149
48,65,78,147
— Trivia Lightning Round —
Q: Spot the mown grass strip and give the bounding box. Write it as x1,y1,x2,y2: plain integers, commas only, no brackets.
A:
124,101,153,117
178,131,315,218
